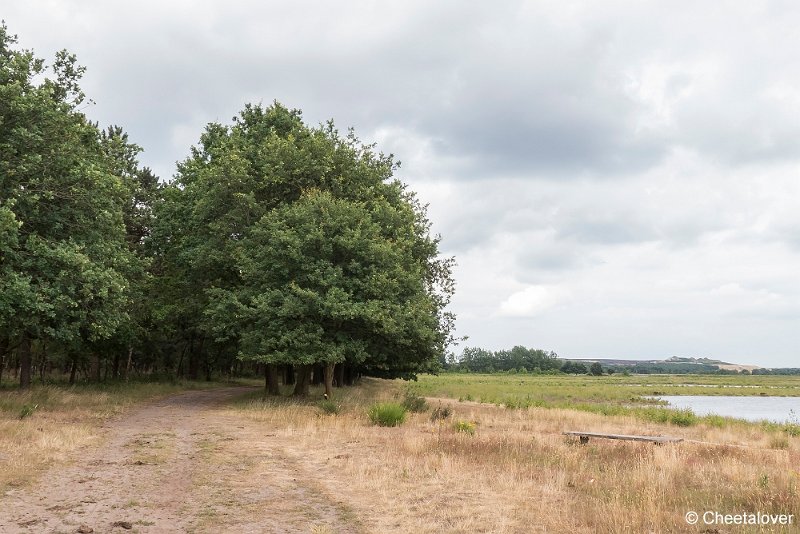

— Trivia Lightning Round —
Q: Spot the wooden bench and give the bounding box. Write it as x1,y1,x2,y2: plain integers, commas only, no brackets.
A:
563,431,683,445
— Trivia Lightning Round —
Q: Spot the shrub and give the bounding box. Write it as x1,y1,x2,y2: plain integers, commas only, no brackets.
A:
318,399,340,415
368,403,406,427
454,420,476,435
19,403,38,419
669,408,698,427
401,392,428,413
430,405,452,422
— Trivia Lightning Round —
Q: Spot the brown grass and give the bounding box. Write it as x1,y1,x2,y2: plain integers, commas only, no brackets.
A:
0,381,232,492
228,379,800,533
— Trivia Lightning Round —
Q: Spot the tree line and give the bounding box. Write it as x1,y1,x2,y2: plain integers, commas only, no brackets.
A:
0,25,455,395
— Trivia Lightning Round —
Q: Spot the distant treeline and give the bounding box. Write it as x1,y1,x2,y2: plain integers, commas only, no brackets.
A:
444,348,800,376
443,347,563,374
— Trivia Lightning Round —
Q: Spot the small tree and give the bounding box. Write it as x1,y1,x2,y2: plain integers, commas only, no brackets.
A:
590,362,603,376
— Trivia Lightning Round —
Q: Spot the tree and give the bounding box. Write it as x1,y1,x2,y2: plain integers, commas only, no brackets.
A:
0,24,133,387
207,189,450,397
589,362,603,376
152,102,455,395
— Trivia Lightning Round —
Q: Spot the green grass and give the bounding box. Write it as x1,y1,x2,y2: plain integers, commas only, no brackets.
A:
368,402,407,427
407,373,800,431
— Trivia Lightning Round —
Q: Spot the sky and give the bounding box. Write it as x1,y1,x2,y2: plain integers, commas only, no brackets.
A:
5,1,800,366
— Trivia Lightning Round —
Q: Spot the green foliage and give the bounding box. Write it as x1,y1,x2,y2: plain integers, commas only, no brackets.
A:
318,399,340,415
453,420,476,435
368,403,407,427
18,403,38,419
589,362,603,376
401,391,428,413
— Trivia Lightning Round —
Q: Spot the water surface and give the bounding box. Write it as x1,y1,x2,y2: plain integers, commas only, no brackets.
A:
651,395,799,423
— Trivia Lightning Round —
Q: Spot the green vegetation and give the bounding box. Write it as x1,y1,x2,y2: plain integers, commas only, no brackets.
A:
410,373,800,431
0,24,453,394
401,391,428,413
453,420,476,435
368,403,407,427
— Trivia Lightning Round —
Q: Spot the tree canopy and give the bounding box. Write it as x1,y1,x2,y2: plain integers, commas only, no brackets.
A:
0,23,456,392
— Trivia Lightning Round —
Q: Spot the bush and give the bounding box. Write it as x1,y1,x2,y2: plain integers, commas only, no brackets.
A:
318,399,340,415
430,405,452,422
453,420,476,435
669,408,698,427
368,403,406,427
401,392,428,413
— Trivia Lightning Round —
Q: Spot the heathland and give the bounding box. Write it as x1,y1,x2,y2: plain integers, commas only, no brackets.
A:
1,374,799,533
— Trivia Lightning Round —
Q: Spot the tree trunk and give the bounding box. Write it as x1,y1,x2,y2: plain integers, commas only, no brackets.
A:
0,336,9,385
323,362,335,398
19,334,32,390
343,364,356,386
292,364,311,396
284,365,295,385
123,346,133,381
311,363,324,385
334,362,345,388
90,352,101,382
264,364,281,398
69,355,78,385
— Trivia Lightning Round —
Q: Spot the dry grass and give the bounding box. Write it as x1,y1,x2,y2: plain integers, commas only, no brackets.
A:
229,379,800,533
0,381,235,492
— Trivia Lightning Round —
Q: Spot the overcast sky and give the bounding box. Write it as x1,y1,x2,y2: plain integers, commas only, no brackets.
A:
6,1,800,366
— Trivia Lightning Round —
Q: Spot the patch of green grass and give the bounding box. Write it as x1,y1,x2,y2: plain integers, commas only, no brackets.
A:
453,420,476,435
318,399,340,415
368,403,406,427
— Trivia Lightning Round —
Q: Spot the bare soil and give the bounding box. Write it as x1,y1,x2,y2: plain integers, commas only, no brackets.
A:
0,387,363,534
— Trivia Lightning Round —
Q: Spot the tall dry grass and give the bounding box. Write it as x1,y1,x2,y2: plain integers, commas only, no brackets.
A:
230,379,800,533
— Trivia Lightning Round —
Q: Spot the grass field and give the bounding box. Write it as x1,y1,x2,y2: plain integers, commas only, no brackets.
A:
407,373,800,432
228,377,800,533
2,375,799,532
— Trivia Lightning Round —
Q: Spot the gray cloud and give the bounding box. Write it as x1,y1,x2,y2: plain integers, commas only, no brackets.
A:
6,1,800,365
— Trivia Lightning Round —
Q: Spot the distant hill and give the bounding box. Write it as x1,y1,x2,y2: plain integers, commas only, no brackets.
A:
565,356,762,374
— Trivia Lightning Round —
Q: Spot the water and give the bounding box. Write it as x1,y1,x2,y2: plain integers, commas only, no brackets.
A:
651,395,800,424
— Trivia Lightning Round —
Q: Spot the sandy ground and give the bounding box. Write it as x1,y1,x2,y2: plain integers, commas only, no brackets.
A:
0,387,363,534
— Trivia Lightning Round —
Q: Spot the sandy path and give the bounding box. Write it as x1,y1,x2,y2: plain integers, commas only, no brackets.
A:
0,387,363,534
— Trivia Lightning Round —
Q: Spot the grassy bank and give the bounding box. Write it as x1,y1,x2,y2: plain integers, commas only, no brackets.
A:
407,373,800,433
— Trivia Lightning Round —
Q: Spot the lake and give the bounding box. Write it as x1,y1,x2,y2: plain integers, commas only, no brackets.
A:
652,395,800,423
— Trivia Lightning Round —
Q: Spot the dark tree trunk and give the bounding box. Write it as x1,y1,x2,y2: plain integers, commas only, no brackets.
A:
90,353,101,382
311,363,324,385
0,336,7,385
112,352,121,380
264,364,280,398
284,365,295,385
69,355,78,385
19,334,32,390
343,364,356,386
292,364,311,396
123,347,133,381
334,363,345,388
323,362,335,398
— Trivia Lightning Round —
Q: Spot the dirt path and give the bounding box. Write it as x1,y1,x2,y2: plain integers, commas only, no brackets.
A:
0,387,363,534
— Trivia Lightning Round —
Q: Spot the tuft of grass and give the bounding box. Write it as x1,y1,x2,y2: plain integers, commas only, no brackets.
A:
18,403,38,419
453,420,476,435
368,403,406,427
319,399,341,415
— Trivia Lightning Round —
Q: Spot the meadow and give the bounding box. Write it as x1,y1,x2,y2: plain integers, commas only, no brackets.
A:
2,374,799,532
